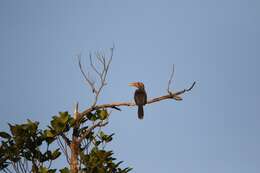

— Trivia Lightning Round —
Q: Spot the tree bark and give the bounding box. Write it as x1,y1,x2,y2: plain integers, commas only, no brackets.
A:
70,137,79,173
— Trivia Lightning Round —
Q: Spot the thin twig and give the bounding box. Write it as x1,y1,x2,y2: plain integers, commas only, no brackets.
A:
23,157,28,172
47,160,52,169
78,46,115,107
60,133,71,146
11,162,19,173
57,137,66,155
18,160,26,173
57,136,70,164
3,167,12,173
92,47,114,106
77,54,97,94
167,64,174,93
89,53,102,77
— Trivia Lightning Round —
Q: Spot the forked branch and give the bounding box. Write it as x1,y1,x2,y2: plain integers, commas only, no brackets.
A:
78,54,97,94
78,46,114,106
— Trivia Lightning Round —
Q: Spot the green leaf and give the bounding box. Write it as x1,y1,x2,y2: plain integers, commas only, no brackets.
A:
0,131,11,139
97,110,108,120
50,112,71,133
60,167,70,173
48,169,57,173
87,113,97,121
51,117,65,133
104,133,114,143
51,149,61,160
26,119,39,134
39,166,48,173
100,131,113,143
97,167,105,173
100,131,106,138
59,112,70,124
94,140,101,146
44,130,55,138
69,118,76,127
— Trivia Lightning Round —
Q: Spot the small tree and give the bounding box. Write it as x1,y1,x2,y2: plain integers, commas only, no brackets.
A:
0,46,195,173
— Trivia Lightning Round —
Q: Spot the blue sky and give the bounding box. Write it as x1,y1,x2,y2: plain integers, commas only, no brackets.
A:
0,0,259,173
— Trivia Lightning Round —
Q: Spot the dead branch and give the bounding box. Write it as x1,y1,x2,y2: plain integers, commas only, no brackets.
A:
78,81,196,120
78,46,114,107
167,64,175,93
77,54,97,94
89,53,102,78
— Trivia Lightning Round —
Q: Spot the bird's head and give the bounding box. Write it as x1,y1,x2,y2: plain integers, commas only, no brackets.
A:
128,82,145,89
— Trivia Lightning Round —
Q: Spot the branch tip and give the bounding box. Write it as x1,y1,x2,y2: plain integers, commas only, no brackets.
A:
167,64,175,93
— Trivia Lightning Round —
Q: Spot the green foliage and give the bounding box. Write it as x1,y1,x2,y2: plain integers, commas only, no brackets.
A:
87,112,98,121
51,149,61,160
59,167,70,173
0,120,61,172
39,166,56,173
80,148,132,173
77,109,132,172
100,131,114,143
97,109,109,120
50,112,73,134
0,110,132,173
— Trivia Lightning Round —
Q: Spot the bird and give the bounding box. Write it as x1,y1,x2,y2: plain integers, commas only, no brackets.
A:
128,82,147,119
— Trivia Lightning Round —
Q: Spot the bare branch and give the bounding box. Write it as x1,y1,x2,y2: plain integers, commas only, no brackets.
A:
57,136,70,163
78,121,108,143
77,54,98,94
79,81,196,120
174,81,196,94
167,64,174,93
60,133,71,146
3,167,12,173
103,46,113,85
89,53,102,78
95,51,104,65
78,46,115,107
91,47,114,106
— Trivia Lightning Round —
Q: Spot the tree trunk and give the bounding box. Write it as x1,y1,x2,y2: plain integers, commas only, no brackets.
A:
70,137,79,173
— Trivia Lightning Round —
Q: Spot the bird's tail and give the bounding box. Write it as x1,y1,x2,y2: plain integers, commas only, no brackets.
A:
138,105,144,119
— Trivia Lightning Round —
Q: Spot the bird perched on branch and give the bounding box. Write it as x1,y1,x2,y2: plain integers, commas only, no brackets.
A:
128,82,147,119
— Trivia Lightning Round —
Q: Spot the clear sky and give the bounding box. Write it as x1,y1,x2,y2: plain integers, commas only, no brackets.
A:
0,0,259,173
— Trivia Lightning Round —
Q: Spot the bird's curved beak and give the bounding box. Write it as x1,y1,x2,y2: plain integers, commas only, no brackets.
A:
128,82,137,87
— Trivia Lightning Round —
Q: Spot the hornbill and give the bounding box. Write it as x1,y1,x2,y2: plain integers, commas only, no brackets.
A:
128,82,147,119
